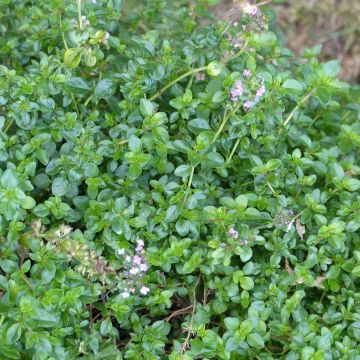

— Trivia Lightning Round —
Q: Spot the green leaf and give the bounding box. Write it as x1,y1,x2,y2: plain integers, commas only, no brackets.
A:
128,135,142,153
64,77,90,95
322,60,340,78
64,48,82,68
95,79,117,100
6,324,22,344
203,152,224,168
240,276,254,290
1,169,18,189
265,159,282,171
252,31,277,48
174,165,192,177
100,319,113,336
342,178,360,191
224,317,240,331
52,177,70,197
22,196,36,209
247,333,265,348
188,118,211,134
282,79,304,93
128,217,147,228
235,195,248,211
140,98,155,117
352,265,360,277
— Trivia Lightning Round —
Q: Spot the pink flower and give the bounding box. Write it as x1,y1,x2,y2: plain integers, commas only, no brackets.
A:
121,291,130,298
243,69,252,77
136,239,144,252
140,286,150,295
118,248,125,255
230,80,243,102
245,5,258,16
229,227,239,239
140,263,148,272
244,100,253,110
256,84,266,98
133,255,142,265
129,267,139,275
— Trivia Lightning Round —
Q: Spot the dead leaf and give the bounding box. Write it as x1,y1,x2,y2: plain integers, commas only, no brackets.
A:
314,275,327,289
296,219,305,240
285,258,295,275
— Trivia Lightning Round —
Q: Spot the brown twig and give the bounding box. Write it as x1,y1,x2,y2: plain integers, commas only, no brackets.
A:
164,305,193,322
180,275,201,354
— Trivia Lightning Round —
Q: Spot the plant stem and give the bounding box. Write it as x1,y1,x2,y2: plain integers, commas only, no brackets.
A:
150,39,249,101
180,276,200,354
265,177,276,195
280,88,316,131
187,166,195,190
212,103,241,144
59,13,68,50
225,138,240,165
221,39,249,64
22,274,34,290
77,0,83,29
149,66,207,101
84,94,93,107
257,0,272,6
71,93,80,117
3,119,14,133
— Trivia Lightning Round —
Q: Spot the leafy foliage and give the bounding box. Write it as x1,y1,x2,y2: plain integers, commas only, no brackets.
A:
0,0,360,359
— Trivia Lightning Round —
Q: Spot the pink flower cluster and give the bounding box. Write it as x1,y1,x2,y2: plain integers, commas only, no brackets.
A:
229,227,239,239
229,228,248,246
243,69,252,77
118,239,150,298
230,80,244,102
226,33,243,49
256,84,266,98
245,5,258,17
230,68,266,110
244,83,266,110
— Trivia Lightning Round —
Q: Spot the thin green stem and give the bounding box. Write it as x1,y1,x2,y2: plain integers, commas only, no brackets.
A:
117,126,154,146
187,166,195,190
3,119,14,133
22,274,34,290
280,88,317,131
265,177,276,195
291,208,307,222
222,39,249,64
180,275,200,354
77,0,83,29
226,138,240,165
150,39,250,101
186,75,194,91
59,13,68,50
71,93,80,117
212,103,241,144
257,0,272,6
84,94,93,107
149,66,207,101
118,139,129,146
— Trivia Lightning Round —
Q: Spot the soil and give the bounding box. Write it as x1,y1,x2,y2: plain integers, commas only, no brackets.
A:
211,0,360,83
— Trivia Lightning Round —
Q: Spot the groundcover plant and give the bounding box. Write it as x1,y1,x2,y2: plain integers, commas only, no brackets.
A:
0,0,360,359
